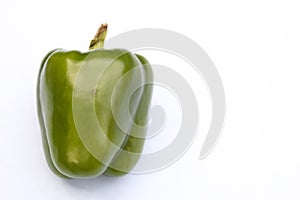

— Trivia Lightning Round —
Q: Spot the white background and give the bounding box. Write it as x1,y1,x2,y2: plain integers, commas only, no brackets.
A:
1,0,300,199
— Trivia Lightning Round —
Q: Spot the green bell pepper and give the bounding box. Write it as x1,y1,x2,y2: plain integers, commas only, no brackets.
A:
37,24,153,178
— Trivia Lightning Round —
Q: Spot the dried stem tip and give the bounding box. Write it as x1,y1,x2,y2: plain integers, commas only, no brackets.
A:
89,23,108,50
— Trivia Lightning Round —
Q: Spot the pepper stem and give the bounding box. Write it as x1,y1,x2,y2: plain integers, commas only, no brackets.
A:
89,23,108,50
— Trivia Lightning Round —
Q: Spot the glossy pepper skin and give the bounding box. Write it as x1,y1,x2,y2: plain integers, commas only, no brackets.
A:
37,25,153,178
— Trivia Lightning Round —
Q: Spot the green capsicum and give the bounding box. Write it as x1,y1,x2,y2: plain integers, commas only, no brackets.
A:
37,24,153,178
